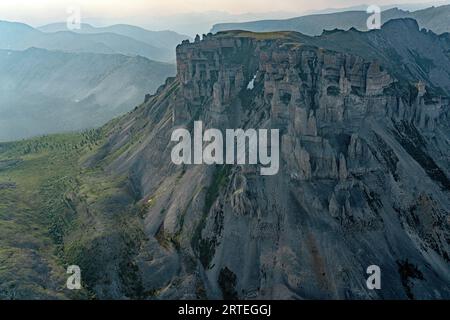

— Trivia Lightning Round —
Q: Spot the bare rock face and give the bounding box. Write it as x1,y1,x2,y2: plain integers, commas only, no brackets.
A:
85,21,450,299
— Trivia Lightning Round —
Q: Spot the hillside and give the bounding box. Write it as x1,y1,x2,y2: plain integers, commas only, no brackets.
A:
38,23,191,57
0,21,174,62
0,48,175,141
0,19,449,299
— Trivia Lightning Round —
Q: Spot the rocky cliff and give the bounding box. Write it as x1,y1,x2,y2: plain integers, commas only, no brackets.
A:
29,19,450,299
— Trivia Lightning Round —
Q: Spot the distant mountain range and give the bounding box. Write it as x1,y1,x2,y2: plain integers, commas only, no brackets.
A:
0,20,186,141
38,23,191,57
211,5,450,35
302,1,450,15
81,3,449,37
132,11,299,37
0,48,175,141
0,21,190,62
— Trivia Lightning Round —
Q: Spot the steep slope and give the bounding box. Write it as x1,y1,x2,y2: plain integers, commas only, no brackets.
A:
38,23,191,55
412,4,450,34
0,48,175,141
0,21,173,62
211,5,450,35
0,134,95,299
0,19,449,300
293,19,450,96
75,19,449,299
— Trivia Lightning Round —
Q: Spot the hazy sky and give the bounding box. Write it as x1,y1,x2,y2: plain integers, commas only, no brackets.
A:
0,0,439,21
0,0,446,35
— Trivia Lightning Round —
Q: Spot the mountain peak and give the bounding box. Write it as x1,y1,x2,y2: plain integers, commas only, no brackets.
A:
381,17,420,31
84,12,450,299
0,20,37,31
211,5,450,36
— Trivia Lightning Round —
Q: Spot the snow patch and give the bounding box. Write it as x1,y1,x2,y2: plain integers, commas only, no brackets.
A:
247,73,257,90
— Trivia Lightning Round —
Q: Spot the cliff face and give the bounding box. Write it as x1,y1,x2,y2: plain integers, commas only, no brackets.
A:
83,20,450,299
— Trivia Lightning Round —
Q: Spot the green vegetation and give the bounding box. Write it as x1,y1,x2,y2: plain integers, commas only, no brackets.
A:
397,259,424,299
203,165,231,216
218,267,238,300
0,132,99,299
0,128,145,299
191,165,231,269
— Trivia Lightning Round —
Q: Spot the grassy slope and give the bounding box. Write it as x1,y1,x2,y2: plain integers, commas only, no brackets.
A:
0,133,90,298
0,128,145,299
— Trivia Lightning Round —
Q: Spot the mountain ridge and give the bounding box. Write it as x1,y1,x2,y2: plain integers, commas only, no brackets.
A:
0,47,176,141
72,19,450,298
0,20,175,62
38,22,191,52
0,18,449,299
211,5,450,36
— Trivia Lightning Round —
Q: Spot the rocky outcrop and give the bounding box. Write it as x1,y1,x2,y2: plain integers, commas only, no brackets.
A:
82,21,450,300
